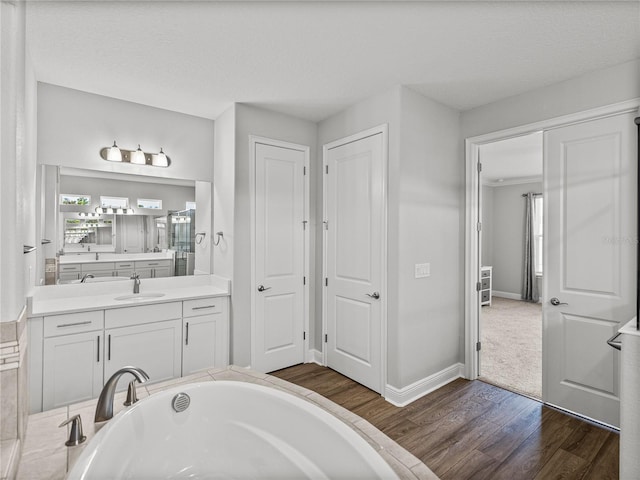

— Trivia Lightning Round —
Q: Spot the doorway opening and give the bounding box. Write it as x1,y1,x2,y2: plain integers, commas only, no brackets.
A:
477,132,543,399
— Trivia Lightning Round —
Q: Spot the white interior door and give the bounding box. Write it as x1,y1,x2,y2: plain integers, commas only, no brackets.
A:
544,112,636,427
253,141,306,373
324,128,386,394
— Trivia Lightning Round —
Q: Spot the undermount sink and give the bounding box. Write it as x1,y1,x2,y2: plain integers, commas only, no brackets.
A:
114,293,166,301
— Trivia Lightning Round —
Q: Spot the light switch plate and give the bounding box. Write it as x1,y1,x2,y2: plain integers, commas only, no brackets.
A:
415,263,430,278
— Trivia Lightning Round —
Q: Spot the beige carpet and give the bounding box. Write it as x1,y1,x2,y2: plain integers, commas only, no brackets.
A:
479,296,542,399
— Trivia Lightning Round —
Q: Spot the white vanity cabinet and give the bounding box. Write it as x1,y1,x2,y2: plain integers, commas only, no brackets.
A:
58,264,81,282
104,302,183,385
134,259,172,279
81,262,116,278
182,297,229,375
31,293,229,412
41,311,105,410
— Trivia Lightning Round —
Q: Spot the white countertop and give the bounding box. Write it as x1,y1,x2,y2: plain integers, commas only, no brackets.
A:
58,252,174,265
620,317,640,337
28,274,230,316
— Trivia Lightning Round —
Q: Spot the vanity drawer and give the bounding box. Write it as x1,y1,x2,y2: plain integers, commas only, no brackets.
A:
183,298,224,318
115,261,135,269
105,301,182,329
82,262,115,272
135,259,170,268
44,310,104,337
58,264,81,273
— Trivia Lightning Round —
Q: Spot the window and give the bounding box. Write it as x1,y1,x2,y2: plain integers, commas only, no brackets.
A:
59,194,91,205
100,196,129,208
534,196,543,275
137,198,162,209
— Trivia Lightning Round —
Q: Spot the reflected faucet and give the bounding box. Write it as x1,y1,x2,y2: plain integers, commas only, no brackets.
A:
95,366,149,422
80,274,94,283
130,273,140,294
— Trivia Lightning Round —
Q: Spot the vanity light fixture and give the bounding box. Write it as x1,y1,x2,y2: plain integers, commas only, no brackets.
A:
153,147,168,167
100,142,171,167
95,206,135,215
130,145,146,165
106,141,122,162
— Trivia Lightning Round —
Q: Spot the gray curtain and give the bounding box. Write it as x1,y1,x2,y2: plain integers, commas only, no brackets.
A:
522,192,539,302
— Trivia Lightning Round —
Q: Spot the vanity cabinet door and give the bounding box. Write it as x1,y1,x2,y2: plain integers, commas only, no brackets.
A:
43,332,103,410
182,298,229,375
152,266,171,278
104,319,182,386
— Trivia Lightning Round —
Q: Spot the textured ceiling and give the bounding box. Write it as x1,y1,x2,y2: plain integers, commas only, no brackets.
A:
26,1,640,121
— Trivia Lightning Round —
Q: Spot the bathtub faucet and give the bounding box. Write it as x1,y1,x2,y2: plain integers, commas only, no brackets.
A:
95,366,149,422
130,273,140,294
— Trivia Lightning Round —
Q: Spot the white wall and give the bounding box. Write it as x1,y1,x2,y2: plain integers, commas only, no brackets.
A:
485,181,542,297
1,1,35,476
462,59,640,139
37,83,214,182
394,87,462,387
481,185,494,267
212,106,235,282
318,86,462,389
216,103,318,366
318,86,402,357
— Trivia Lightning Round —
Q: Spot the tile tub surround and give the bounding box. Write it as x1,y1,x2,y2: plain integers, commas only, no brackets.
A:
1,308,29,480
16,366,438,480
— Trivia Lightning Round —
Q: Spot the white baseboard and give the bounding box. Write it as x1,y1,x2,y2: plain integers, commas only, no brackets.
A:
306,348,324,366
384,363,465,407
492,290,521,301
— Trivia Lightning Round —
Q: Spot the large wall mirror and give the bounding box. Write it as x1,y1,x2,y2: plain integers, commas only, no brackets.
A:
41,166,212,284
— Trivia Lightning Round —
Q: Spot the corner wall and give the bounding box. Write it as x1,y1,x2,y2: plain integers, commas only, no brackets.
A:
229,104,318,366
318,86,463,390
1,2,35,479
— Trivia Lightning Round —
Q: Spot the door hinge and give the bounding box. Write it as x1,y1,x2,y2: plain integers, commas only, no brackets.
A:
325,278,328,287
325,334,328,343
476,282,482,291
323,220,328,230
477,162,482,173
302,220,308,230
477,222,482,232
325,165,328,174
476,341,482,352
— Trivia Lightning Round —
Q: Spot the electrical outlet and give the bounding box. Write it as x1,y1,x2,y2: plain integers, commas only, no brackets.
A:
415,263,430,278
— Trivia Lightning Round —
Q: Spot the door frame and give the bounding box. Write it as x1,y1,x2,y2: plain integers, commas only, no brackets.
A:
322,124,389,397
464,99,640,385
249,135,311,369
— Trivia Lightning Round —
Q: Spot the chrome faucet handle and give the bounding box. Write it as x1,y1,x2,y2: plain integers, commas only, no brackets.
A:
123,379,139,406
59,414,86,446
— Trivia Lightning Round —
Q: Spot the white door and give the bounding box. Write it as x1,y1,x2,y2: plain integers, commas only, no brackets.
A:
120,215,144,253
544,112,636,427
253,142,307,373
324,128,386,394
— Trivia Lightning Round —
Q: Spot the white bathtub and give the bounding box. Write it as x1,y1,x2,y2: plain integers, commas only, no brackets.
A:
67,381,399,479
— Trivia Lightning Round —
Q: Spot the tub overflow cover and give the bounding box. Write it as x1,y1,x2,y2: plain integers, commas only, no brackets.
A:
171,393,191,413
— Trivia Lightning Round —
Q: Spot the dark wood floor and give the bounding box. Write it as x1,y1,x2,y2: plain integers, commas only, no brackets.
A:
271,363,619,480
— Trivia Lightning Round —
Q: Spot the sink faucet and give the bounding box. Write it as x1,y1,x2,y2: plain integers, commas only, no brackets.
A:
80,274,94,283
130,273,140,294
94,366,149,422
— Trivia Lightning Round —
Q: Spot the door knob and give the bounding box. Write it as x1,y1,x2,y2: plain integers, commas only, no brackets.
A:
257,285,272,292
366,292,380,300
550,297,568,306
